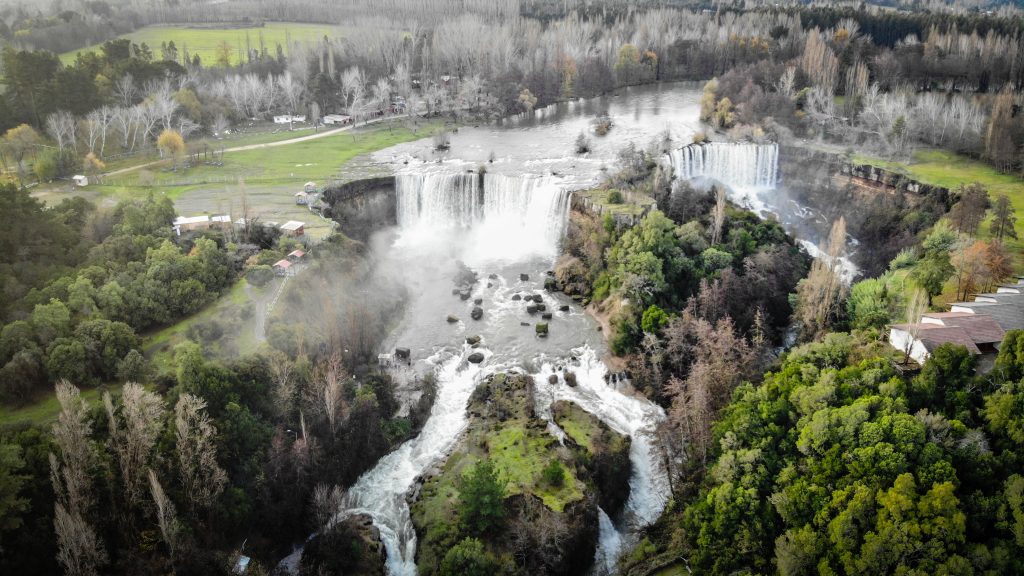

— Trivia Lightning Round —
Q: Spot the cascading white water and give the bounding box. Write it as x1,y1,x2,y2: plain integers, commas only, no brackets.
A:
336,171,667,576
668,142,779,189
532,347,669,570
396,172,481,228
339,348,490,576
394,172,571,264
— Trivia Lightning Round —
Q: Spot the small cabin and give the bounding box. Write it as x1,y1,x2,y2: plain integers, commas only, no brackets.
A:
304,181,317,193
294,191,309,205
287,249,306,262
279,221,305,237
72,175,88,187
272,259,294,277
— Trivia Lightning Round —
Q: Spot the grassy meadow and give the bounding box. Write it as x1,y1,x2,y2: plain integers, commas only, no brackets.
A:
854,148,1024,270
60,22,343,66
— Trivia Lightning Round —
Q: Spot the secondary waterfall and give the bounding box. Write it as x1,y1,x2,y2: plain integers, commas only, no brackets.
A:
668,142,779,189
331,170,668,576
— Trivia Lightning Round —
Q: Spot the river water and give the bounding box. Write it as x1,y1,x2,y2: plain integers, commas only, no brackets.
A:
328,82,839,575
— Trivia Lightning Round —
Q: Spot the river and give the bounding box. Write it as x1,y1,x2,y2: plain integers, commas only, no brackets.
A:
322,82,840,575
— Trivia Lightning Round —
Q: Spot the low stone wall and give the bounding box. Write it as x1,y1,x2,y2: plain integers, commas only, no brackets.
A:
840,163,951,197
322,176,397,241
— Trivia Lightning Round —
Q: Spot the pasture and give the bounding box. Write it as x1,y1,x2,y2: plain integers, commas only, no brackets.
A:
60,21,343,66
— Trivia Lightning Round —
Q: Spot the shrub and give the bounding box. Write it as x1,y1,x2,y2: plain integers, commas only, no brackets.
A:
458,460,506,535
542,460,565,487
607,190,624,204
575,131,592,154
246,264,275,287
440,538,499,576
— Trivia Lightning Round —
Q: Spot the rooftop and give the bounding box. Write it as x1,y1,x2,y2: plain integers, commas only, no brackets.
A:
892,323,982,354
949,301,1024,332
173,215,210,225
273,259,292,269
280,221,305,231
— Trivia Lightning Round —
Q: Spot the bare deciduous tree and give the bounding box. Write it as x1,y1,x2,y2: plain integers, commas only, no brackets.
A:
54,503,107,576
310,483,346,530
148,469,179,557
174,393,228,512
104,383,166,508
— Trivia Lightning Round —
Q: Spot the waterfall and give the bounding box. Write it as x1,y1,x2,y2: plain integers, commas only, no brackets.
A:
394,172,571,264
668,142,779,189
396,172,481,228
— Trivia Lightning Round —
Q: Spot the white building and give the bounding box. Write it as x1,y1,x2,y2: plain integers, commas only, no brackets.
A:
323,114,353,126
272,115,307,124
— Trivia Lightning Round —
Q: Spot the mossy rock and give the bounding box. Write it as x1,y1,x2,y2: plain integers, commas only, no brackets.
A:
536,323,549,336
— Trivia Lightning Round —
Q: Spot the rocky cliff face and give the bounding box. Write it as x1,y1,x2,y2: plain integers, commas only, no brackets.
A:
298,513,386,576
322,177,397,242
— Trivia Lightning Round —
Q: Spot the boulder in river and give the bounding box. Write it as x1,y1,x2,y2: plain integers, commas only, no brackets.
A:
536,323,549,337
535,304,547,312
548,374,558,384
474,298,483,305
466,335,481,346
520,322,530,326
395,347,411,360
471,306,483,320
541,312,553,320
467,352,485,364
459,290,472,301
559,305,570,312
526,304,538,314
564,371,577,387
512,293,522,301
520,273,530,281
447,315,459,323
488,273,498,280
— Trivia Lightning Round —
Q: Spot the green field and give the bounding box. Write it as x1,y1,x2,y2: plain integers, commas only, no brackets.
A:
60,22,344,66
0,386,103,427
35,120,444,239
854,148,1024,270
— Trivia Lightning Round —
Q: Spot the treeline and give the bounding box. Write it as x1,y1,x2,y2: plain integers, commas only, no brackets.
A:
0,1,141,55
10,3,1024,180
0,341,433,575
629,331,1024,575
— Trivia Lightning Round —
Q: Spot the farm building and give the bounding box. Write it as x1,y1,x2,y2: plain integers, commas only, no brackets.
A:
287,249,306,262
323,114,352,126
280,221,305,237
304,181,317,193
73,175,89,187
273,259,294,276
173,214,231,235
273,115,307,124
295,191,309,205
173,215,209,235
